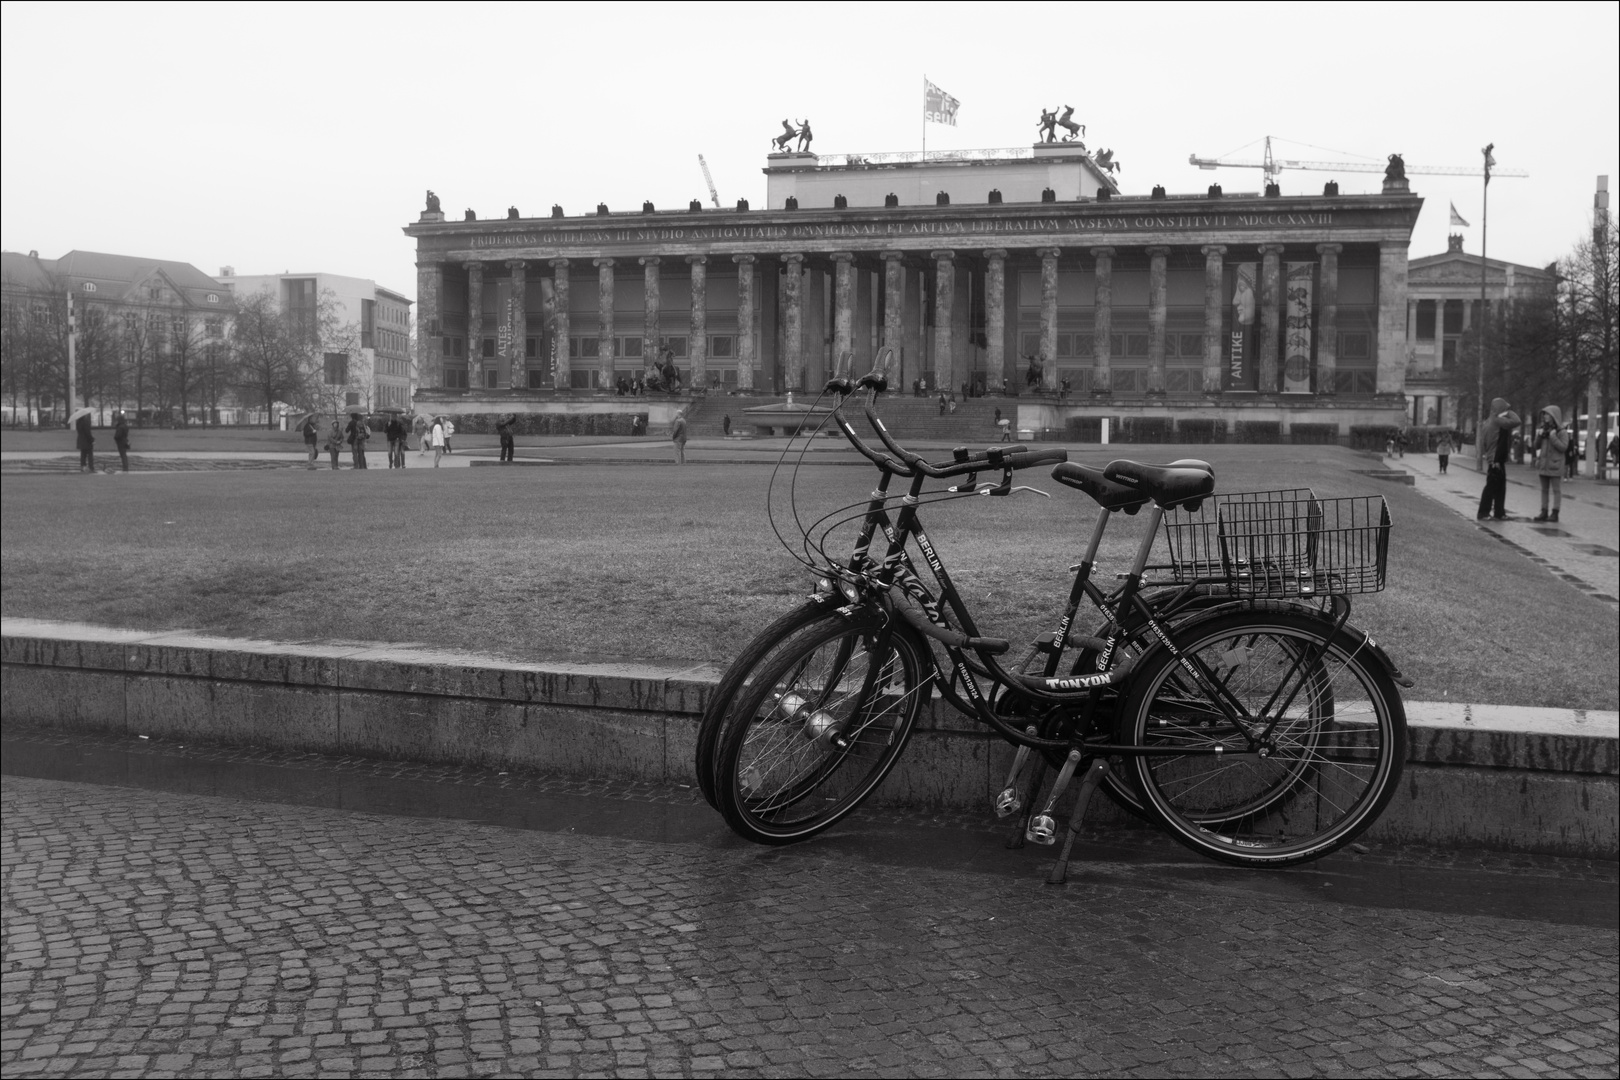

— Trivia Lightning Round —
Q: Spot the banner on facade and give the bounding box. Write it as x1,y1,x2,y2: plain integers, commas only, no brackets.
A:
1282,261,1314,393
924,79,959,126
1226,262,1257,391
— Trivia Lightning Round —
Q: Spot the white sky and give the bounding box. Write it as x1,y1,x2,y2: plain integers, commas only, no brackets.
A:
3,1,1616,303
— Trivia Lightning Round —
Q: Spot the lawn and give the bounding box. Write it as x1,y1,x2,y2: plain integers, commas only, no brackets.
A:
2,445,1615,709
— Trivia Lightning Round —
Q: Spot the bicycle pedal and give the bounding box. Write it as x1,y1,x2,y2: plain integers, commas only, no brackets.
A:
993,788,1022,818
1026,814,1057,845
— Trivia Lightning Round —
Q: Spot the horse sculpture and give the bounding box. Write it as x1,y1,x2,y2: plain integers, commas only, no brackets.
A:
772,119,799,152
1094,148,1120,175
1056,106,1085,144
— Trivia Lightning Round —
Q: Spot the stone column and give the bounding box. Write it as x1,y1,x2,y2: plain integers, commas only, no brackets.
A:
595,258,615,390
550,260,570,390
733,254,755,391
1316,243,1341,395
640,256,660,372
686,256,707,388
831,252,854,376
1037,247,1060,391
506,260,527,390
1258,244,1284,394
1406,299,1416,343
1091,247,1114,394
881,251,904,365
781,253,805,389
1146,246,1169,394
1376,241,1409,396
931,251,955,394
416,261,442,389
1200,245,1225,394
983,249,1008,392
466,262,485,388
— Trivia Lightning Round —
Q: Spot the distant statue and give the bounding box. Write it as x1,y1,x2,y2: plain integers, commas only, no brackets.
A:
425,190,441,213
507,206,520,220
464,208,476,221
1094,148,1120,175
1385,153,1406,182
772,119,798,152
1056,106,1084,144
1037,108,1058,144
1025,354,1045,388
795,118,813,153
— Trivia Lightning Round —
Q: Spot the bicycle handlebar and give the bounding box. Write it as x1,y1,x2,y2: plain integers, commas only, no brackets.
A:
862,400,1066,478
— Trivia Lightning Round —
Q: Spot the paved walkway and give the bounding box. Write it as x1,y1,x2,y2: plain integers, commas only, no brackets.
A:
3,735,1617,1080
1382,451,1619,605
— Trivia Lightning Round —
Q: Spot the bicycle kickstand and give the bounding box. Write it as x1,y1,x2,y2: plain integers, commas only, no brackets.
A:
1046,758,1110,885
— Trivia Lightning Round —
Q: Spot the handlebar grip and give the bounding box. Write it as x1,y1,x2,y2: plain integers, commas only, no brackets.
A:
990,445,1067,470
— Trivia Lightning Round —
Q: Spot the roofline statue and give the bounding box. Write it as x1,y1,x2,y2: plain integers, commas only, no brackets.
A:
772,119,798,153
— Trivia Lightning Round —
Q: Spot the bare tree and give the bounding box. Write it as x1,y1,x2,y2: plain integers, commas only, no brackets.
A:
231,290,305,428
1563,210,1619,477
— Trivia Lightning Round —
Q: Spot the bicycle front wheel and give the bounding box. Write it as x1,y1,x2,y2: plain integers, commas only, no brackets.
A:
715,609,928,845
1122,610,1405,867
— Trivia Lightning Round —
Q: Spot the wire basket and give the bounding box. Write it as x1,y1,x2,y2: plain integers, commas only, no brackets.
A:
1155,488,1316,584
1166,494,1391,597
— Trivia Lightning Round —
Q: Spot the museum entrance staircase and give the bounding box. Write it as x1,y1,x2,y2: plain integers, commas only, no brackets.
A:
680,393,1021,444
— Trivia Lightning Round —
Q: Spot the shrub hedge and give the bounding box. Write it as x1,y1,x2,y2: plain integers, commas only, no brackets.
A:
1175,418,1226,444
1233,420,1281,444
1289,423,1339,445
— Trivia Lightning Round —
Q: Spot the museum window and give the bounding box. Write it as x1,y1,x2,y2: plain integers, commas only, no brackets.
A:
443,364,469,389
481,337,495,358
1416,301,1436,340
486,368,500,388
324,352,348,385
1443,339,1457,370
1442,300,1464,336
709,335,734,357
665,336,688,358
526,337,537,358
528,369,547,389
345,392,360,408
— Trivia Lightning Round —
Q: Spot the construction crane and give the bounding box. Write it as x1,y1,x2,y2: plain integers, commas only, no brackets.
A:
1188,135,1528,183
698,154,721,208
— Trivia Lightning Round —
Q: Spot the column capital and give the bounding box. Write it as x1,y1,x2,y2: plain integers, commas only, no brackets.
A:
1315,243,1343,256
593,257,615,268
1145,246,1171,259
982,248,1008,260
465,260,485,273
929,249,955,261
505,259,526,271
415,259,445,270
549,258,570,270
1090,246,1116,259
781,252,806,266
1378,239,1409,252
685,254,707,266
638,256,660,267
830,250,855,263
1036,246,1062,260
1257,244,1285,257
879,250,906,262
1200,245,1227,257
732,253,756,266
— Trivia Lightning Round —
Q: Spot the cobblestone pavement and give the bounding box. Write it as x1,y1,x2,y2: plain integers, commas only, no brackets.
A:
4,765,1617,1080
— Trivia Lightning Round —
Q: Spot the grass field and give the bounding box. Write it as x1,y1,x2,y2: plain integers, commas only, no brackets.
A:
2,445,1615,709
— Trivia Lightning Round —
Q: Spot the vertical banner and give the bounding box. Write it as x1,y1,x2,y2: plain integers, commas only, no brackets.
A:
1226,262,1257,391
1282,261,1314,393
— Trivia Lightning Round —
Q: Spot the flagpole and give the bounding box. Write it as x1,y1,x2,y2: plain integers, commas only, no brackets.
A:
1477,143,1493,432
921,75,927,159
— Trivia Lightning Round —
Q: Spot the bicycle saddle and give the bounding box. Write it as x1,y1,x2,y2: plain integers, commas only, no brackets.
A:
1050,462,1151,513
1101,459,1215,511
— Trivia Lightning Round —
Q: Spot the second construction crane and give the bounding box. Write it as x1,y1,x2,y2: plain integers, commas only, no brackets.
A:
1189,135,1528,184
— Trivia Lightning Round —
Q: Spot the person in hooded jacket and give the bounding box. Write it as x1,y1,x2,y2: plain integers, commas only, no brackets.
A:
74,412,95,472
1531,405,1570,522
1475,396,1520,521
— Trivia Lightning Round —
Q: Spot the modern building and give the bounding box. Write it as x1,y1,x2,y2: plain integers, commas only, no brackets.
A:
1404,235,1555,428
407,143,1424,440
1,249,235,424
218,270,414,412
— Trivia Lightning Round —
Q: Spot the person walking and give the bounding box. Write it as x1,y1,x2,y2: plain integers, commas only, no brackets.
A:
383,414,404,468
995,407,1012,442
670,408,688,464
325,420,344,470
414,413,430,456
113,411,132,472
1564,422,1580,480
441,416,455,454
722,414,731,437
74,412,95,472
300,414,320,470
497,413,516,463
1434,430,1454,475
430,416,447,467
1531,406,1570,522
346,413,369,469
1475,397,1520,521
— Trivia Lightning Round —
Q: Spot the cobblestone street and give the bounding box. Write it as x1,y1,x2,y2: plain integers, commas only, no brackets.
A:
3,762,1616,1079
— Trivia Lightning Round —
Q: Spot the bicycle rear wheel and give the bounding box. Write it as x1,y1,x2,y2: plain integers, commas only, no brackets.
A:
1121,610,1405,867
715,609,928,845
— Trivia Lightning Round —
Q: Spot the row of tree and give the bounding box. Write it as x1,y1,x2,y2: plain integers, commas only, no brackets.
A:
1453,208,1618,477
1,283,401,427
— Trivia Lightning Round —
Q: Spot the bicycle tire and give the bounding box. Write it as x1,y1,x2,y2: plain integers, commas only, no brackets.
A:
714,608,928,845
695,598,843,808
1121,610,1405,867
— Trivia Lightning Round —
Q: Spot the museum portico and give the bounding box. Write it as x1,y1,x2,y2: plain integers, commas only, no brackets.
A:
406,146,1423,437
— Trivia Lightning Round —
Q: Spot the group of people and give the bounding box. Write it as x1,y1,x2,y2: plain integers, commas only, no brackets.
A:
72,410,132,473
1474,398,1580,523
297,412,458,470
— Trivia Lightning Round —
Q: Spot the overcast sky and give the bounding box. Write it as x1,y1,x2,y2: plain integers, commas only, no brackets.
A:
4,1,1616,303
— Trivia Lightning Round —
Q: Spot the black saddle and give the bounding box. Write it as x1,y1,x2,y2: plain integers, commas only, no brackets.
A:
1101,459,1216,511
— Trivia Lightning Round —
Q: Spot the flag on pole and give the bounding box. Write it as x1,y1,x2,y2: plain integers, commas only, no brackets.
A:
924,79,959,126
1449,202,1470,227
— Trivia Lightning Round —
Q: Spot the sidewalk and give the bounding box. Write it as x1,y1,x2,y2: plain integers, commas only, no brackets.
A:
1385,450,1619,605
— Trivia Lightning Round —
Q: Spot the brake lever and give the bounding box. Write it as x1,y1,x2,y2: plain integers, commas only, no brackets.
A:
947,472,980,493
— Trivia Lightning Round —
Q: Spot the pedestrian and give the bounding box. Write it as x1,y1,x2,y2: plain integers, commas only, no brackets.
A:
385,414,407,468
441,416,455,454
995,407,1012,443
414,413,430,455
722,413,732,437
670,408,688,465
938,392,948,417
1434,430,1454,475
1395,429,1407,457
325,420,344,469
1564,422,1580,480
1475,397,1520,521
430,416,446,467
113,410,132,472
74,411,95,472
346,413,369,469
497,412,516,463
299,414,319,469
1531,406,1570,523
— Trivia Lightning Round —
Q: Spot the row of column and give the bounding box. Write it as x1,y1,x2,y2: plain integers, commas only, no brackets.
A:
418,241,1402,396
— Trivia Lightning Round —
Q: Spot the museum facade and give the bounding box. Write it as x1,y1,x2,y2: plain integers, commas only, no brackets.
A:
407,145,1423,435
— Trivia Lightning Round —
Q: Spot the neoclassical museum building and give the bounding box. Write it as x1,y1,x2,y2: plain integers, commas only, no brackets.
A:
407,143,1424,436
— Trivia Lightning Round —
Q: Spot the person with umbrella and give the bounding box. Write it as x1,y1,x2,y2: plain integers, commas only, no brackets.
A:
69,407,95,473
298,413,320,470
384,412,407,468
345,412,369,469
496,412,517,463
113,410,132,472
